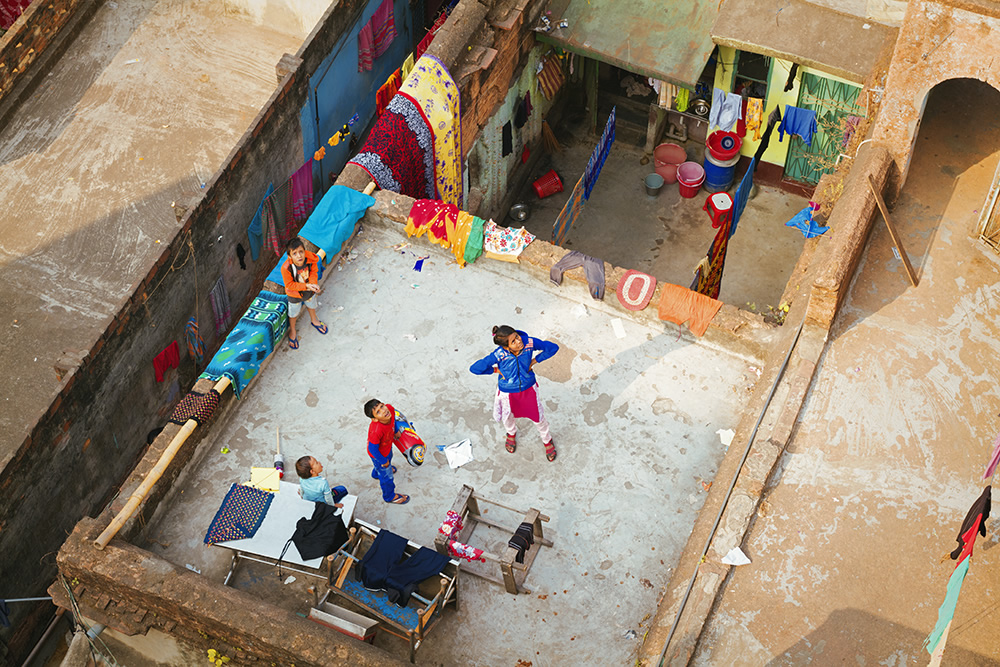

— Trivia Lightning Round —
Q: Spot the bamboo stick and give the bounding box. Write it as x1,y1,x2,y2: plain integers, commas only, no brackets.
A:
94,376,232,549
363,181,376,195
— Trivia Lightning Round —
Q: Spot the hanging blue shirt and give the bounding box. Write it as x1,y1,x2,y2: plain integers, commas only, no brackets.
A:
779,106,818,146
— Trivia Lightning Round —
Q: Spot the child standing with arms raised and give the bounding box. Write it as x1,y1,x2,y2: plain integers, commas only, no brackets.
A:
470,325,559,461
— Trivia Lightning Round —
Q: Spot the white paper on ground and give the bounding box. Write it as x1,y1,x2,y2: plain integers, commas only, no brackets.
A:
721,547,751,566
716,428,735,447
443,438,474,469
611,318,627,339
284,575,296,584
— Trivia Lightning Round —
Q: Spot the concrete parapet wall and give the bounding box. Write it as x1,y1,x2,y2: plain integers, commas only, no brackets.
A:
0,0,100,127
53,518,406,667
805,143,895,328
356,190,778,363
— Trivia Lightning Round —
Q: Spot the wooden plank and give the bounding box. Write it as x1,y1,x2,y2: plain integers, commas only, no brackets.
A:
473,494,550,522
868,175,918,286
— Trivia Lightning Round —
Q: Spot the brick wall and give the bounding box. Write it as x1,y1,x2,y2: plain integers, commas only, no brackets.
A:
0,0,100,127
0,1,370,663
53,518,406,667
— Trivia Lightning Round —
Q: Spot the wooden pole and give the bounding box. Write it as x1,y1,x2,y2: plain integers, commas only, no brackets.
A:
94,376,232,549
868,175,918,286
363,181,376,195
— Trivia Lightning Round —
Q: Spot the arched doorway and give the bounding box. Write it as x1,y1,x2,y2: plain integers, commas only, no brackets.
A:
906,78,1000,247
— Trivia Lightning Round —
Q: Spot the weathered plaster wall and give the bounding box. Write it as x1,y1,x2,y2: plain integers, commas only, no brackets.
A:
872,0,1000,189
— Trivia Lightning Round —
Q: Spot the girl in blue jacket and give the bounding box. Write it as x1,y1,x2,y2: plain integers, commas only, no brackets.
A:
470,325,559,461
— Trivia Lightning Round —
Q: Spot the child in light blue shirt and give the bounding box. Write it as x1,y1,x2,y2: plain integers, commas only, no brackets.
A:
296,455,347,506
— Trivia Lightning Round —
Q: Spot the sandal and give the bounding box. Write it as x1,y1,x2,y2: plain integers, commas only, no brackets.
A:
543,439,557,462
311,321,328,335
505,434,517,454
288,337,299,349
387,493,410,505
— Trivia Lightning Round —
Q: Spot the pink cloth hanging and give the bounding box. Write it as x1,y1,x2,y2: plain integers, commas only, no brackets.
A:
371,0,396,58
289,161,314,224
983,430,1000,480
358,22,374,72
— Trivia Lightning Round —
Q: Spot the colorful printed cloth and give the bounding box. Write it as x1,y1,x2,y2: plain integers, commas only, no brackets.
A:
583,107,615,200
405,199,459,248
204,483,274,544
438,510,463,539
448,539,486,563
398,55,463,208
484,220,535,257
199,291,289,399
552,175,585,247
371,0,396,58
746,98,764,141
168,389,220,425
185,317,205,366
691,219,732,300
348,93,434,200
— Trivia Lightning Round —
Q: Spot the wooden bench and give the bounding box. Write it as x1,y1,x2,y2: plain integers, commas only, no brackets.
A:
434,484,552,594
326,518,459,662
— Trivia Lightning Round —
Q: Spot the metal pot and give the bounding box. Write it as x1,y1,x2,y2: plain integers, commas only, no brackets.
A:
689,98,710,118
509,203,530,222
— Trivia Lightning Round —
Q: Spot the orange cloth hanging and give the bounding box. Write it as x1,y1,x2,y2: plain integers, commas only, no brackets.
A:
657,284,722,337
376,69,402,117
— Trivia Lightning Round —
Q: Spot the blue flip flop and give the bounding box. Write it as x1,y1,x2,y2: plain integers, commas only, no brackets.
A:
289,337,299,350
311,321,328,335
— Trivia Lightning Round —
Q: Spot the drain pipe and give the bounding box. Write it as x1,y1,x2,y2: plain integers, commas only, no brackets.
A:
19,607,64,667
657,317,805,667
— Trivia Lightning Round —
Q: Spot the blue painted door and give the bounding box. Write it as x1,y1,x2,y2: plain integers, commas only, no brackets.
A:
301,0,414,195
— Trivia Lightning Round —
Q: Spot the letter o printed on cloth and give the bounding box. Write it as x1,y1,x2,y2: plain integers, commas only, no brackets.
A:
616,270,657,311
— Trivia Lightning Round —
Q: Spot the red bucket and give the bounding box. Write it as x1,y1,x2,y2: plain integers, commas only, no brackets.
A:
677,161,705,199
533,169,563,198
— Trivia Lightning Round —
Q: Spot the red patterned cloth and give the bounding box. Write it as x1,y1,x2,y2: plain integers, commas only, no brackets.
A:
405,199,459,247
153,341,180,382
448,539,486,563
691,218,732,299
438,510,463,539
348,93,434,199
0,0,31,30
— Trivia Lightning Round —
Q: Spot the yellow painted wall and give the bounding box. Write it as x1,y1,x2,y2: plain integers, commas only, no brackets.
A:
711,47,859,168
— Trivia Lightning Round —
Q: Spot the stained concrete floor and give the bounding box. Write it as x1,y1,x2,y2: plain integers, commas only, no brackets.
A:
143,216,763,665
690,80,1000,664
0,0,311,454
514,116,809,314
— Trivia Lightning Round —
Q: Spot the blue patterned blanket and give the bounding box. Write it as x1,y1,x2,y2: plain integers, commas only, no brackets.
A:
199,291,288,399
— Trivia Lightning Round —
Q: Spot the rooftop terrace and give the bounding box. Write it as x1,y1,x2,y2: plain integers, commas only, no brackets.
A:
141,214,764,664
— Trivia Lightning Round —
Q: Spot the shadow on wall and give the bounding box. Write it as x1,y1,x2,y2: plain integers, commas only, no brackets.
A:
766,608,996,666
0,0,156,169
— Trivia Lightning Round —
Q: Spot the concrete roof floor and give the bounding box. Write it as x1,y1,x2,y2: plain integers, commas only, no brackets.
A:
144,218,764,665
0,0,311,454
691,79,1000,664
516,116,809,316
